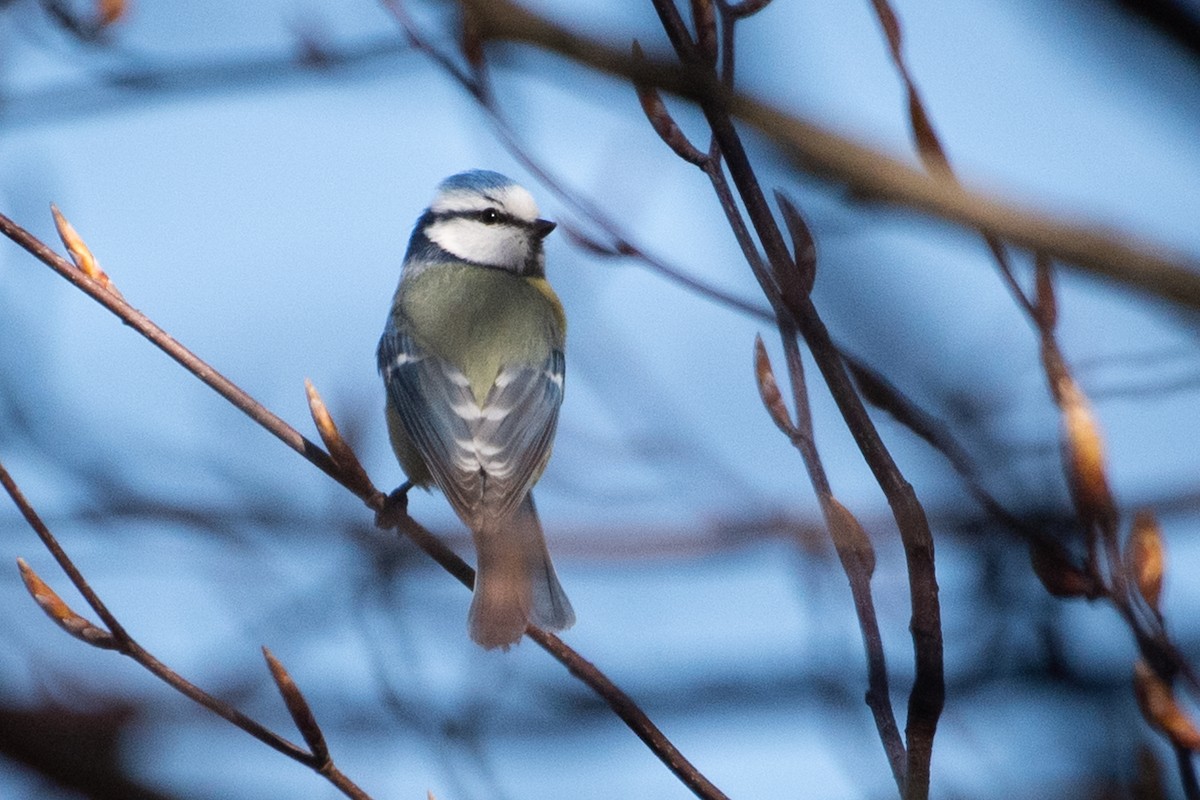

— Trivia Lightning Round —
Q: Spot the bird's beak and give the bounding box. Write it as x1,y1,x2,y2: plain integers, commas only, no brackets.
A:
533,219,557,240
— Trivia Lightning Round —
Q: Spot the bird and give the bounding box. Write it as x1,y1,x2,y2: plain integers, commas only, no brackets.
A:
377,170,575,649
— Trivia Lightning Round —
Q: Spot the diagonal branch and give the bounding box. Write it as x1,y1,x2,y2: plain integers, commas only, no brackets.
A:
0,459,372,800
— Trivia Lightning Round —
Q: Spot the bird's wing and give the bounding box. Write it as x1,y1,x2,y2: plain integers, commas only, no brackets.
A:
474,348,564,521
378,325,563,526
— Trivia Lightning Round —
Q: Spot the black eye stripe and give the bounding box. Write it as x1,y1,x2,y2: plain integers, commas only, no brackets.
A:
435,209,528,228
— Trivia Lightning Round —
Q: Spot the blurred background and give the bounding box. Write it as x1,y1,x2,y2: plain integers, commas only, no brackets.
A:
2,0,1200,797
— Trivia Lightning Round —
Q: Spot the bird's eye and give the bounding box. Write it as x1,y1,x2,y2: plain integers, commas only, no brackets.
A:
480,209,501,224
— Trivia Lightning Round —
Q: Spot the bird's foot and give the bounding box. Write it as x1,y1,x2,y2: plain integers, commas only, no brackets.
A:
374,481,413,529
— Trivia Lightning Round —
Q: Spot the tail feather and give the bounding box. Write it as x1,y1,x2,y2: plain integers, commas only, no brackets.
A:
468,493,574,649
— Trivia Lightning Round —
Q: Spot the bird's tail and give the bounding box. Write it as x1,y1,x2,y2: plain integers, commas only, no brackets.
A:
468,493,575,649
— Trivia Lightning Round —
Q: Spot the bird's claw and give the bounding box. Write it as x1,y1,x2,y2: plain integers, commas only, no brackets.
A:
374,482,413,529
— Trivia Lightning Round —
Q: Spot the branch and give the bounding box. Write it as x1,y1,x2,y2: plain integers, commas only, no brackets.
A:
638,2,943,796
864,2,1200,794
0,34,414,130
0,460,371,800
457,0,1200,312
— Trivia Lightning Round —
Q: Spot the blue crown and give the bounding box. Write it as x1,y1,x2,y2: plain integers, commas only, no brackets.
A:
437,169,516,194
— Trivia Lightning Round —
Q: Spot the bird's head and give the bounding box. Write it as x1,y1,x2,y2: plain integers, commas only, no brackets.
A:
414,170,556,277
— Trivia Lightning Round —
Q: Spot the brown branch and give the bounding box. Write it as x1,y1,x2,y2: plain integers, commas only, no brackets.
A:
0,460,372,800
755,334,906,789
0,209,729,800
457,0,1200,313
680,43,906,774
863,3,1200,794
635,3,943,797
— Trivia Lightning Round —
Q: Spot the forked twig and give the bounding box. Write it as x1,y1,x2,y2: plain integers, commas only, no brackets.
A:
455,0,1200,312
635,5,910,782
865,1,1200,794
631,2,943,797
1,460,371,800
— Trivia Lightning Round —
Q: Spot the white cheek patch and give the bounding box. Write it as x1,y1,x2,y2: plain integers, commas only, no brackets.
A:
427,217,528,269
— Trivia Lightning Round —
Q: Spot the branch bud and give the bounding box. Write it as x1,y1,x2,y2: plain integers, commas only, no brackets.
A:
50,204,122,299
753,335,795,435
305,379,376,500
17,558,117,649
1134,659,1200,751
1128,509,1165,612
263,646,330,763
773,190,815,296
1057,377,1117,534
1028,539,1098,599
632,41,707,167
827,497,876,577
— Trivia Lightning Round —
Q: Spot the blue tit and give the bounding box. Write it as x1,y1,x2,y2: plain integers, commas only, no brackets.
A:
377,170,575,649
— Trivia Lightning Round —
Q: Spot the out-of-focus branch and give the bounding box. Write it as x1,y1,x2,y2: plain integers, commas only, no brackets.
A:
864,2,1200,795
0,209,729,800
0,34,414,130
456,0,1200,313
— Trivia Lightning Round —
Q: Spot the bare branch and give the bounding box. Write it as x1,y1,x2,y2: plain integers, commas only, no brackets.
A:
457,0,1200,312
1,459,372,800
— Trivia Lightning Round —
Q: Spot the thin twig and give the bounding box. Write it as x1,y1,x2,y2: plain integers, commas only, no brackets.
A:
0,459,372,800
663,18,906,774
457,0,1200,312
777,329,906,789
864,2,1200,792
635,2,943,795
